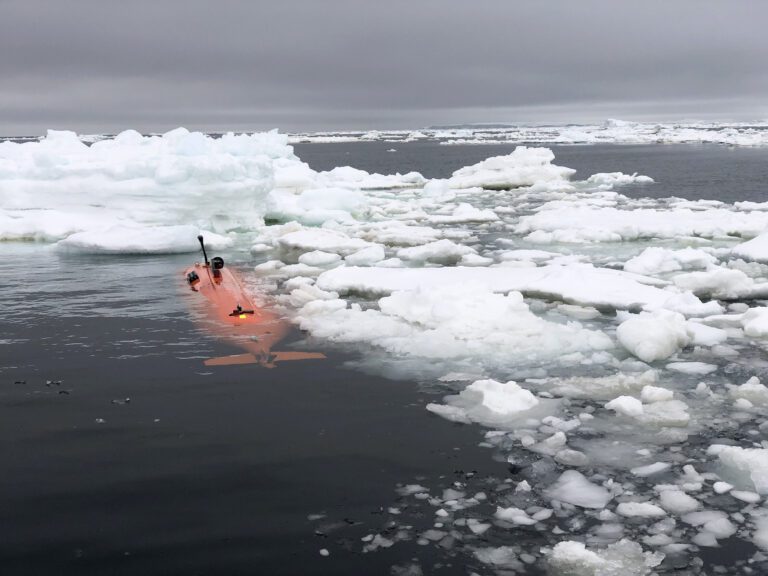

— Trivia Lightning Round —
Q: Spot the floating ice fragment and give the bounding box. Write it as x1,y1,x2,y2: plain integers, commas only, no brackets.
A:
545,470,612,509
624,247,715,276
640,386,674,403
494,506,538,525
665,362,717,375
616,502,667,518
605,396,644,418
657,489,700,514
631,462,671,477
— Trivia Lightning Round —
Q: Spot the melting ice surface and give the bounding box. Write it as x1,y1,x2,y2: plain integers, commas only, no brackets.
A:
6,128,768,574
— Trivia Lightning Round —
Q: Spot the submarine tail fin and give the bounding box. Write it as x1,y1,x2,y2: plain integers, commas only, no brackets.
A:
203,351,325,367
204,353,259,366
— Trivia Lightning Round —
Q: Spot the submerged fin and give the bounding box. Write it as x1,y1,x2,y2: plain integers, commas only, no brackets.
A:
204,353,259,366
270,351,326,362
204,351,325,367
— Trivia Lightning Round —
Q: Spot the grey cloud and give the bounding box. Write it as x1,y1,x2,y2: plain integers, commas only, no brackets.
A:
1,0,767,134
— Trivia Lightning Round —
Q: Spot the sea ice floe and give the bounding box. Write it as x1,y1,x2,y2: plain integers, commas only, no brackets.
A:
623,247,717,276
1,128,290,243
296,284,613,372
55,225,232,254
316,264,709,312
517,205,768,244
446,146,574,190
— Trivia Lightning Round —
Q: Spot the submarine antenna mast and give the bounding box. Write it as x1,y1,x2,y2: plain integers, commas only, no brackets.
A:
197,235,210,266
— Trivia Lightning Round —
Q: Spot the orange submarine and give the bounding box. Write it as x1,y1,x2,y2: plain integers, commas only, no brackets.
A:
184,235,325,368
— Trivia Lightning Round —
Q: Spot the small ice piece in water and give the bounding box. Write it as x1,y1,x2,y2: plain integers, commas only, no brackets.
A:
730,490,761,504
545,470,612,509
494,506,538,525
730,376,768,406
616,502,667,518
473,546,522,569
713,481,733,494
657,488,700,514
666,362,717,375
640,385,674,403
605,396,644,418
631,462,671,477
426,379,539,427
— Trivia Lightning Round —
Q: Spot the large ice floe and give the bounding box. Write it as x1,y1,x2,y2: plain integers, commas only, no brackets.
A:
286,119,768,147
7,127,768,574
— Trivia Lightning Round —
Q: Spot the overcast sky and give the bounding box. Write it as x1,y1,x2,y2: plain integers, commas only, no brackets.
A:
1,0,766,135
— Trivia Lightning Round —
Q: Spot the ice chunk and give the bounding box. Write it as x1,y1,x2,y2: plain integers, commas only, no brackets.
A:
730,376,768,405
426,202,499,224
447,146,575,190
265,187,366,225
732,229,768,263
298,250,342,267
710,445,768,494
543,370,657,401
624,247,716,276
344,245,386,266
277,228,375,256
640,386,674,403
547,539,663,576
427,379,539,427
674,267,765,300
631,462,671,477
616,310,690,363
545,470,612,509
657,489,700,514
665,361,717,375
494,506,538,525
616,502,667,518
741,307,768,337
397,239,475,265
605,396,644,418
473,546,521,569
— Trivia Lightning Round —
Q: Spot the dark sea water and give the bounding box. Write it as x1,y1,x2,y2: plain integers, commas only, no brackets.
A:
2,143,768,575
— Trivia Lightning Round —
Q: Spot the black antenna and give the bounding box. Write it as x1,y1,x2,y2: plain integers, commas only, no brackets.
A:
197,235,210,266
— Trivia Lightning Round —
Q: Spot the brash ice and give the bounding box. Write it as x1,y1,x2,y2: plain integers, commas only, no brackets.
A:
184,235,325,367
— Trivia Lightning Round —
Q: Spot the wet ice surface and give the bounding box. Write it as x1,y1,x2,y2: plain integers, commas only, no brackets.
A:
4,133,768,574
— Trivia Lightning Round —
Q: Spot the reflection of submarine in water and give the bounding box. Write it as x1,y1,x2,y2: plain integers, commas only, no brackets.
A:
184,235,325,368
